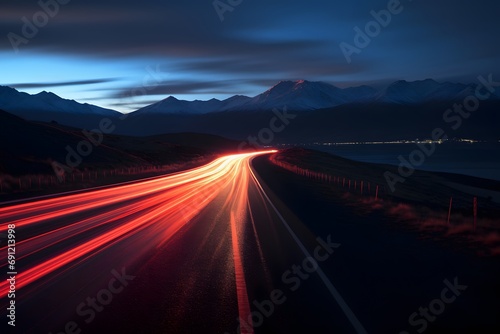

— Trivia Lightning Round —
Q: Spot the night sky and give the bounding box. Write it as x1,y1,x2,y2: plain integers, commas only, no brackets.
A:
2,0,499,112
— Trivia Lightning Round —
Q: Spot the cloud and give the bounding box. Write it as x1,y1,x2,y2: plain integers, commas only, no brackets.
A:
8,78,118,89
109,80,256,100
1,0,499,107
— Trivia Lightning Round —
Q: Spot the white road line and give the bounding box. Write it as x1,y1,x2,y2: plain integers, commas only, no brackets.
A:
249,161,368,334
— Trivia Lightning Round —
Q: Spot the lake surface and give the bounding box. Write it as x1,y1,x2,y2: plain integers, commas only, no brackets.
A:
299,142,500,181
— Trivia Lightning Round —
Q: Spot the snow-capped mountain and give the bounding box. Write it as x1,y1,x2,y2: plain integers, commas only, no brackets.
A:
0,86,120,118
376,79,479,104
235,80,367,111
236,80,372,112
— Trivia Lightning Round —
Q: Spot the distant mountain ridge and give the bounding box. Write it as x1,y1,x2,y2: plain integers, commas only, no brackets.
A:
133,79,498,115
133,80,377,115
376,79,478,104
0,85,121,118
231,80,376,111
1,81,499,144
1,79,498,121
135,95,252,115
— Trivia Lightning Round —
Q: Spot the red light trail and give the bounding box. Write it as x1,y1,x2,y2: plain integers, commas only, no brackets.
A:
0,150,276,332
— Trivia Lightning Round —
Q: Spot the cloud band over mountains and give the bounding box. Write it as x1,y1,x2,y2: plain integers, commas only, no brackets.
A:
1,0,499,111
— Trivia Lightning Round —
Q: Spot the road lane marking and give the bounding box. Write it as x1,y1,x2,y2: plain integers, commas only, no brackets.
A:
249,162,368,334
230,211,254,334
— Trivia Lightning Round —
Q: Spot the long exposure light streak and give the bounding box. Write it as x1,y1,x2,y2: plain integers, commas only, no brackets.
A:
0,150,276,331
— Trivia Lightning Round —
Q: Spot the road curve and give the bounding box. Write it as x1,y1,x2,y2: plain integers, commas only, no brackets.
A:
0,151,362,333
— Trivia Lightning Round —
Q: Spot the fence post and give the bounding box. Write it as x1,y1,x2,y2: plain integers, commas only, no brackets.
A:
473,197,478,232
447,197,453,225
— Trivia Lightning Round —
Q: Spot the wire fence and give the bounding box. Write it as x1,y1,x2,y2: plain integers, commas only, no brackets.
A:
269,154,484,233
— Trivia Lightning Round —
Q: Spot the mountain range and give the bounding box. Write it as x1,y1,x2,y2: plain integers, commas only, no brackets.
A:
0,85,119,117
132,79,490,114
1,79,495,119
0,79,499,143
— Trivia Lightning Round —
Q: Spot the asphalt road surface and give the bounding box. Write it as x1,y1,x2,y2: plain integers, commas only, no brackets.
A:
1,151,499,333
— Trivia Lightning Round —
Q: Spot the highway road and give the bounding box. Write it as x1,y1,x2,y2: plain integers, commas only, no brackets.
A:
3,150,500,334
0,151,366,333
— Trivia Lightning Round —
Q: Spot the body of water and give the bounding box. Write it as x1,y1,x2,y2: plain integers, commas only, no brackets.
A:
301,142,500,181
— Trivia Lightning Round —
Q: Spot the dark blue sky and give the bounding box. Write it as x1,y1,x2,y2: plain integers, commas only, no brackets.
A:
2,0,499,112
